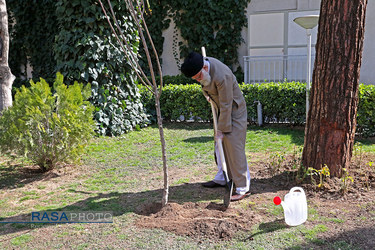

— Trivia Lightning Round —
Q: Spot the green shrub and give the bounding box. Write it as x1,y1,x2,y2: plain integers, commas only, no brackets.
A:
139,84,210,122
241,82,306,124
140,82,306,124
0,73,96,171
357,84,375,137
147,75,197,85
140,82,375,137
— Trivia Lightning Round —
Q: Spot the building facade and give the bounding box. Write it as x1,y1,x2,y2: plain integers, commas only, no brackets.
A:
161,0,374,84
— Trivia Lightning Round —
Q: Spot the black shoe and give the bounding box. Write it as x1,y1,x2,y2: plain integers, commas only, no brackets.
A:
231,192,250,201
202,181,225,188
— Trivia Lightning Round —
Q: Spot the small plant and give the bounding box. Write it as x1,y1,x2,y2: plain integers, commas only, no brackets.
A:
362,161,374,190
291,146,303,170
307,165,331,189
340,168,354,194
269,152,285,176
367,161,374,169
295,165,309,183
306,167,318,187
318,165,331,188
290,146,303,181
353,142,364,170
0,73,95,171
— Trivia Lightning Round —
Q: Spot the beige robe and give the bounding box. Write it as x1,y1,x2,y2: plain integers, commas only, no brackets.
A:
202,57,248,189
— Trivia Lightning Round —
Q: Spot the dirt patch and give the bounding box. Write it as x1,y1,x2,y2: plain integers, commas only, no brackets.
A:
135,152,375,243
136,202,262,240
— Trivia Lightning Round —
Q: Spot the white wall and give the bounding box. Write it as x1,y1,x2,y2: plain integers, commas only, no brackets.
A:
360,0,375,84
160,0,374,84
160,18,184,76
247,0,320,57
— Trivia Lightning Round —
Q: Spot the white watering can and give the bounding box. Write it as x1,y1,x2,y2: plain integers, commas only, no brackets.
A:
273,187,308,226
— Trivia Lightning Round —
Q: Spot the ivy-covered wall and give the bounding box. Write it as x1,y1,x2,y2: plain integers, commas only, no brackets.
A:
8,0,149,136
140,0,250,77
54,0,148,136
8,0,251,135
8,0,58,80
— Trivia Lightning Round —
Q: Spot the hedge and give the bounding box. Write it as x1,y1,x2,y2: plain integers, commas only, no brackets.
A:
357,84,375,137
140,82,375,137
147,75,198,86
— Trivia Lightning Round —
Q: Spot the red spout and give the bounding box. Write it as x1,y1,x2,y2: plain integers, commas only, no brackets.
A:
273,196,281,205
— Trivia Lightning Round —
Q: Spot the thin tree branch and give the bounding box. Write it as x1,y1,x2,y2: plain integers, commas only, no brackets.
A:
125,0,157,90
135,0,163,90
105,0,153,89
99,0,154,94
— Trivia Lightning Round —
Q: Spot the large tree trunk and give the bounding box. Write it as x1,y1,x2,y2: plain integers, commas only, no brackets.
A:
302,0,367,177
0,0,15,113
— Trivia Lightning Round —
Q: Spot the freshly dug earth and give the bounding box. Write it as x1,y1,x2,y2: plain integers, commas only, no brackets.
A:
136,202,262,240
135,154,375,245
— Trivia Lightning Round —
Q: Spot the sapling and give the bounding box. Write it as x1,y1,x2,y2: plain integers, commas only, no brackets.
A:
98,0,169,206
269,152,285,176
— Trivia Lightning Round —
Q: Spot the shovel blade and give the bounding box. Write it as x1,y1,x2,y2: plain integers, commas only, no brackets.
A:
224,180,234,208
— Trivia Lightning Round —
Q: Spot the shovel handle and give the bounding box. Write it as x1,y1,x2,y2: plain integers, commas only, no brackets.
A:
210,101,218,133
210,101,230,182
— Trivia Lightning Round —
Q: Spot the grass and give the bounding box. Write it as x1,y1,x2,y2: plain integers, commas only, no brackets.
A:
0,123,374,249
10,234,33,247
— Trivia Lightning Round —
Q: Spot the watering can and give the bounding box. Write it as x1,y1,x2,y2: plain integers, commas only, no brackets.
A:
273,187,308,226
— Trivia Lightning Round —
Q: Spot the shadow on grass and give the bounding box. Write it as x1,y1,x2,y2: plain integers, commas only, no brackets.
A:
165,123,306,150
157,122,305,145
183,136,212,143
247,124,305,147
242,219,287,241
288,226,375,249
241,221,375,248
0,164,59,190
0,182,224,237
133,123,374,150
355,136,375,146
152,122,212,131
0,171,296,238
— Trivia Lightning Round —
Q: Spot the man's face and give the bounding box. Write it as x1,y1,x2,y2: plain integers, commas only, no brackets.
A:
192,65,211,86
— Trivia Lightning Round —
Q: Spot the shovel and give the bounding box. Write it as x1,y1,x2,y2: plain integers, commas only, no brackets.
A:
210,102,234,207
201,47,233,208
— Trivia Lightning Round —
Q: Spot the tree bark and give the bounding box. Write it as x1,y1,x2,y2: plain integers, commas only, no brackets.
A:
0,0,15,113
302,0,367,177
155,93,169,206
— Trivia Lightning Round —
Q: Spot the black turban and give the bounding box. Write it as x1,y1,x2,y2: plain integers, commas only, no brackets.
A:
181,52,204,77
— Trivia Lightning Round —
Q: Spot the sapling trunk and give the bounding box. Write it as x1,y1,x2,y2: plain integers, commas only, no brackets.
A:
99,0,169,206
155,94,168,206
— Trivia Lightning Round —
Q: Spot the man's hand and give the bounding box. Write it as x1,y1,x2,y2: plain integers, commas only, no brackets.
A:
215,130,224,141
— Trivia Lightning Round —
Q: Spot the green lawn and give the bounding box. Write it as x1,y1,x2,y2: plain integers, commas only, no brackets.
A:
0,123,374,249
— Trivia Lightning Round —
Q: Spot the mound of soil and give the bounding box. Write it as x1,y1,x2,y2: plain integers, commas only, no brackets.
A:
136,202,262,240
135,152,375,243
